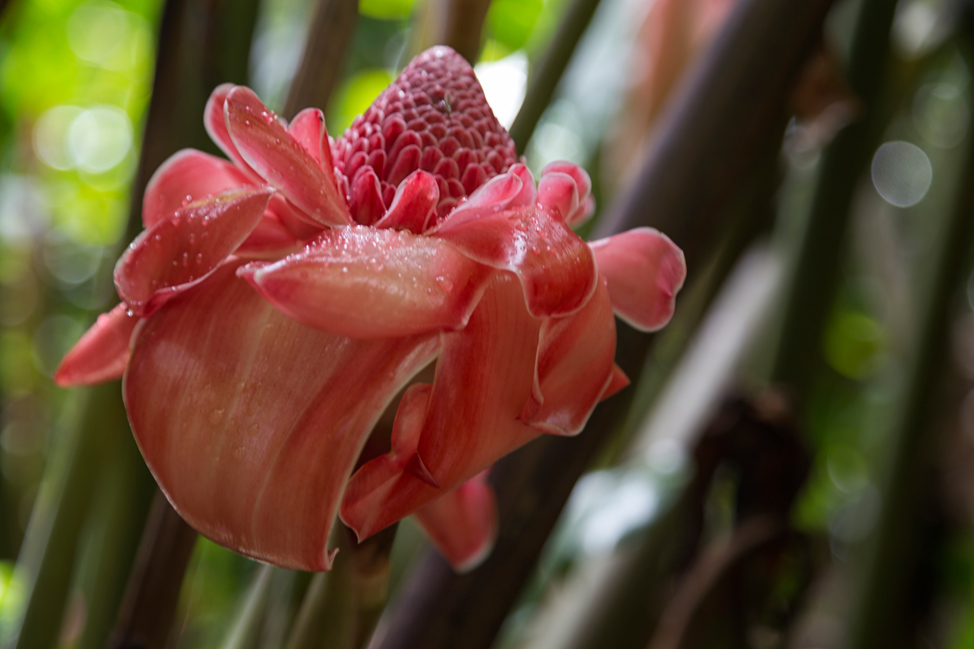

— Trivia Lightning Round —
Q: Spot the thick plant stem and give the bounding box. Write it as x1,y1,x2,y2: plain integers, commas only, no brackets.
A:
283,0,359,119
508,0,601,151
767,0,900,390
371,1,831,648
846,20,974,649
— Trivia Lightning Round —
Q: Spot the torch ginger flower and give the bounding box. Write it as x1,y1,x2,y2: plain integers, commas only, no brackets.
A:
55,47,686,572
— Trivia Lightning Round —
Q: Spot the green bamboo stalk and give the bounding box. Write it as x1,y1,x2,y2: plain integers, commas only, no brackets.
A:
846,18,974,649
221,565,276,649
767,0,900,390
508,0,602,151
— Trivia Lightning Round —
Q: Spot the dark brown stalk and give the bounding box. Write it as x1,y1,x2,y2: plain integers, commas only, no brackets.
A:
370,1,832,648
283,0,359,119
507,0,601,151
412,0,492,63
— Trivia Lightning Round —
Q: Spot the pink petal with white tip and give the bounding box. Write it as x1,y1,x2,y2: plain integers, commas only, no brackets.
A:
124,263,440,571
225,86,351,227
374,170,439,234
413,472,498,572
54,303,138,386
115,186,273,317
241,226,492,339
588,228,686,331
142,150,252,228
541,162,594,227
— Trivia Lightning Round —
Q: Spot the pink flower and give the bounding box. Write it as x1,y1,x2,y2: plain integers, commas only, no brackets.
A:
56,47,686,572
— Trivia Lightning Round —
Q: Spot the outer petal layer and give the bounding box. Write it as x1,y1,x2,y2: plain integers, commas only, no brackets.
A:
588,228,686,331
241,226,491,339
433,172,597,318
342,275,546,539
413,472,498,572
225,86,351,227
124,263,439,571
115,187,273,316
54,304,138,386
142,149,252,228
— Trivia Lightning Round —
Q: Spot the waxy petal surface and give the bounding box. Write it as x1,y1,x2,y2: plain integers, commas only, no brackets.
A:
521,280,618,436
124,264,439,570
115,187,272,317
538,162,594,227
225,86,351,227
589,228,686,331
288,107,334,172
374,170,439,234
342,275,546,539
54,304,138,386
142,150,252,228
434,203,598,318
413,472,497,572
203,84,261,180
242,226,491,339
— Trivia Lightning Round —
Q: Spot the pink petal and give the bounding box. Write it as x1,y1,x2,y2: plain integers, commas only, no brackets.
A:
539,162,594,227
115,186,273,317
236,213,303,259
142,150,252,228
342,275,545,540
124,263,439,571
203,84,261,180
267,193,322,238
241,226,492,338
413,472,498,572
348,166,386,226
225,86,351,227
437,164,535,225
520,279,618,436
588,228,686,331
374,170,439,234
287,107,335,173
54,303,138,386
433,199,598,319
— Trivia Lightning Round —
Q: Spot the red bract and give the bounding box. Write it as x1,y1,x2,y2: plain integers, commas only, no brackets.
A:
55,46,686,572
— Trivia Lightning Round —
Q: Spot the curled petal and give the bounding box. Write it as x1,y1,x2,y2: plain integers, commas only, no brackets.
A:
115,186,273,316
142,150,252,228
433,202,598,318
413,472,498,572
439,164,535,224
539,162,594,226
124,264,439,571
520,280,617,436
54,304,138,386
225,86,351,226
241,226,492,339
588,228,686,331
288,107,335,172
375,170,439,234
203,84,260,180
342,274,544,540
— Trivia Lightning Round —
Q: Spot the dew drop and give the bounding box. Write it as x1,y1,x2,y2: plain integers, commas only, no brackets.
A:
126,309,135,317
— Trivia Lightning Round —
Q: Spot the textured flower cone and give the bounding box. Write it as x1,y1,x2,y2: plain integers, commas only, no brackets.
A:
55,46,687,572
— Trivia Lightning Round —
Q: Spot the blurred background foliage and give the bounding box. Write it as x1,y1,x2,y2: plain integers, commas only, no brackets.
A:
2,0,974,647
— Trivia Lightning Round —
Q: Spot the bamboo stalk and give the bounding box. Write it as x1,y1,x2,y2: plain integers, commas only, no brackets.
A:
845,12,974,648
507,0,602,151
282,0,359,119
